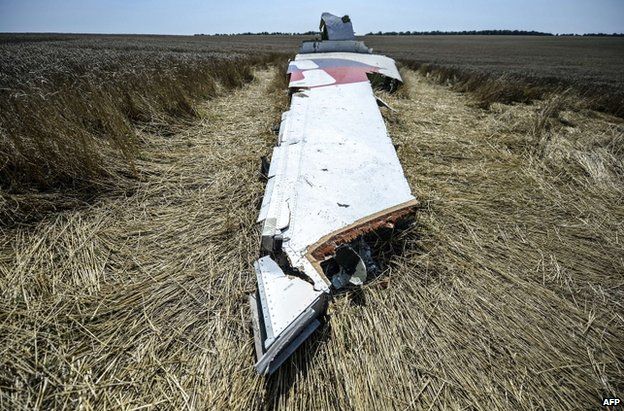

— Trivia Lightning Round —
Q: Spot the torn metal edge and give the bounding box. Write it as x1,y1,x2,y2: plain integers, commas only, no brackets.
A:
250,200,418,375
250,19,416,374
306,198,419,265
249,291,327,375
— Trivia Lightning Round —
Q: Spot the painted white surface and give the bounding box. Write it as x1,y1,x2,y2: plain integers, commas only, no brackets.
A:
289,69,336,88
254,256,323,344
256,51,414,345
289,60,319,70
294,52,402,82
280,82,413,255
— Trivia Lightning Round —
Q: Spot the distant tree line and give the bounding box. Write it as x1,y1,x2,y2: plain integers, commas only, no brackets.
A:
366,29,553,36
195,31,318,36
365,30,624,36
195,30,624,37
559,33,624,37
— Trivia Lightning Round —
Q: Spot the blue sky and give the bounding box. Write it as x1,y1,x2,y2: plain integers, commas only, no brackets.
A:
1,0,623,34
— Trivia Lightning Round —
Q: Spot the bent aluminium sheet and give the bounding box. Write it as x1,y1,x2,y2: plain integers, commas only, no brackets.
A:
251,49,416,374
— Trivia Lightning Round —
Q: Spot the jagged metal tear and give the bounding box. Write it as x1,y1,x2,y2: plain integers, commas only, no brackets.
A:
250,13,416,375
250,256,326,375
320,12,355,41
331,245,367,288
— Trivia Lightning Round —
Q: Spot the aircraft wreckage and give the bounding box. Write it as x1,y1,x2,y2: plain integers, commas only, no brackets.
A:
249,12,418,374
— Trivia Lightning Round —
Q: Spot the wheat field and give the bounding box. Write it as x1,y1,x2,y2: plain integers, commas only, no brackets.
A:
1,64,622,409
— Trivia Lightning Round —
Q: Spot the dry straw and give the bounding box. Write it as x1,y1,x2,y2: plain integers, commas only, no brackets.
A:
1,62,622,409
0,35,284,225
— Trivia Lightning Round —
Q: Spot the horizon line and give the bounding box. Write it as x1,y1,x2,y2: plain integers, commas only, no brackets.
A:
2,30,624,36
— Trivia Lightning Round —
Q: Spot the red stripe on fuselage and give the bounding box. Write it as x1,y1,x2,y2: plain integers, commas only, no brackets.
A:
288,66,380,88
